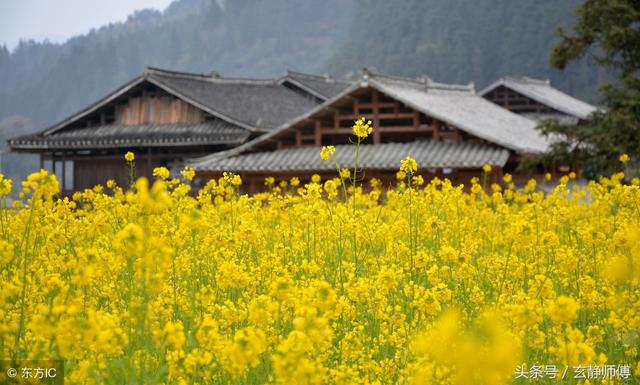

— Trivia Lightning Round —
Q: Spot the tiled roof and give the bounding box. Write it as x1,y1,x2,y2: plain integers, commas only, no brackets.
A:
8,122,250,150
479,76,598,120
521,112,580,126
191,140,510,173
367,72,550,154
147,68,319,131
279,70,353,100
195,70,551,166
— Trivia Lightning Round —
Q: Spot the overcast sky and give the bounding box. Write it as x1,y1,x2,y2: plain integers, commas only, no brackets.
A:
0,0,175,50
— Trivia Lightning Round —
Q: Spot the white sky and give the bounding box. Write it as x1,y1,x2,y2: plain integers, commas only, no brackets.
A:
0,0,175,50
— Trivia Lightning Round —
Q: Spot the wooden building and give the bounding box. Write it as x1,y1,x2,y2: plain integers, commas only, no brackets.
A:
12,67,600,195
190,70,551,192
8,67,347,194
480,76,597,125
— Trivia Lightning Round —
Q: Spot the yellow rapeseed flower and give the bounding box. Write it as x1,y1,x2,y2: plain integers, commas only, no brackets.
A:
153,167,170,180
0,173,12,196
320,145,336,161
180,166,195,181
2,143,639,385
352,117,373,139
619,153,630,163
546,295,580,324
124,151,135,162
400,156,418,174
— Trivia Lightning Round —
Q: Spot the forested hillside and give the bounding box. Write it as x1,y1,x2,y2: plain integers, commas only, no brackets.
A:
327,0,606,101
0,0,353,130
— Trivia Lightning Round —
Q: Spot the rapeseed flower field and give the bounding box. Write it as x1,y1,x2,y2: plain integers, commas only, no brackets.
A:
0,120,639,384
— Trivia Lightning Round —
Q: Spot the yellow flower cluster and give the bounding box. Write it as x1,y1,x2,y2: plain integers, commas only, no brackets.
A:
1,165,639,385
320,145,336,161
153,166,171,180
400,156,418,175
180,166,196,181
0,173,11,196
620,153,630,163
352,117,373,139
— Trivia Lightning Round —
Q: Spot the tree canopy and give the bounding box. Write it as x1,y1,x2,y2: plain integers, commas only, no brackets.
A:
539,0,640,178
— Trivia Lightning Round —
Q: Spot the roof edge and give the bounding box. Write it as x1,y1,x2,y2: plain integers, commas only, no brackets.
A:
364,69,475,93
40,75,146,137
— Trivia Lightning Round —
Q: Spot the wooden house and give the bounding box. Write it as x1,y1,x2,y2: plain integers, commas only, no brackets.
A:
7,67,347,193
190,70,551,192
480,76,597,125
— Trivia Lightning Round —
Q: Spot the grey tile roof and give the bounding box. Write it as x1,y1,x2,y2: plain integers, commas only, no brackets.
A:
367,73,551,154
194,71,551,167
147,69,319,131
11,67,323,151
279,70,353,100
9,122,250,150
521,112,580,126
191,140,510,173
479,76,598,120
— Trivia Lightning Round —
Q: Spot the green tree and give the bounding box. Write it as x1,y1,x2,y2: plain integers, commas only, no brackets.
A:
540,0,640,178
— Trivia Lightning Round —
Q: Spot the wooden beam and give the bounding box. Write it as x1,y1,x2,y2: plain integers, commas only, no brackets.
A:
337,112,416,120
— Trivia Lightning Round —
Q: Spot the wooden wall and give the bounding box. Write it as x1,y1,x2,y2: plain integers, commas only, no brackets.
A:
73,156,163,191
115,95,204,125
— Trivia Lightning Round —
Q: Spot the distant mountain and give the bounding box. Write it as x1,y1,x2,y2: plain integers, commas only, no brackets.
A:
325,0,607,103
0,0,354,130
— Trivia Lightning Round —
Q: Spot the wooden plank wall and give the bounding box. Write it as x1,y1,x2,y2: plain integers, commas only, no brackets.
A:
73,156,163,191
116,96,204,125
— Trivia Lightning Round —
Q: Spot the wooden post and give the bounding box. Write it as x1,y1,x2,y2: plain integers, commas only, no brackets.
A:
432,120,440,141
61,155,66,193
314,120,321,145
147,147,152,175
372,90,381,144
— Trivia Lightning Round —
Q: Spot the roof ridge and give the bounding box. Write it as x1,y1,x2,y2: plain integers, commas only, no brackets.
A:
146,66,278,85
364,69,475,93
503,75,551,86
144,65,214,79
206,76,277,85
285,69,351,84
